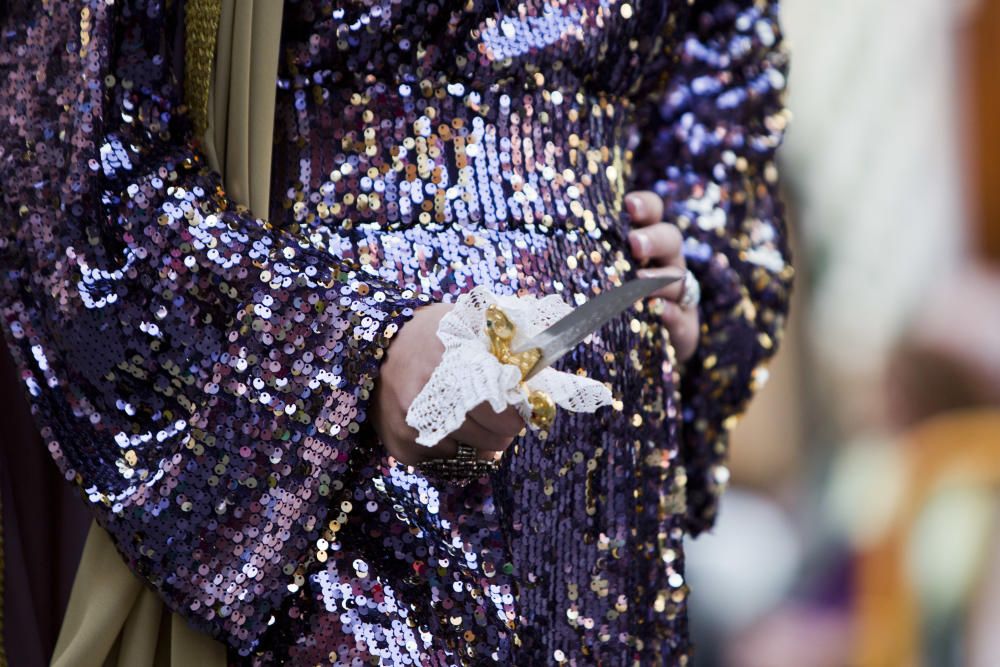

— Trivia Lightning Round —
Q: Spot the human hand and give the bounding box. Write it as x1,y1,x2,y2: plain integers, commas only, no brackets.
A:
372,302,526,466
625,191,700,362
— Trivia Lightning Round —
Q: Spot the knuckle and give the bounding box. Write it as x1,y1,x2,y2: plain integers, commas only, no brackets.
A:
656,226,679,251
645,223,667,242
504,415,524,433
658,223,682,248
646,193,664,216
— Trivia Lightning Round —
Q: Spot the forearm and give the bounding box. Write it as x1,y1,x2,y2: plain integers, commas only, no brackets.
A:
0,0,426,652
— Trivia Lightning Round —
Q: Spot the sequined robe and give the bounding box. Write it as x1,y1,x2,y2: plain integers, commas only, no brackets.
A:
0,0,792,664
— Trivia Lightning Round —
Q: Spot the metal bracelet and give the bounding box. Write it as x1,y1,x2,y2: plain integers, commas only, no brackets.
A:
416,443,498,485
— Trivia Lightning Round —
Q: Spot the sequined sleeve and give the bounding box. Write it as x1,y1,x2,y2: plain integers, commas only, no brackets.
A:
0,0,427,655
628,0,795,535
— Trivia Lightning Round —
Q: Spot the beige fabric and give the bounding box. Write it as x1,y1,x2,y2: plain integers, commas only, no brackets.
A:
202,0,283,218
51,522,226,667
51,3,284,665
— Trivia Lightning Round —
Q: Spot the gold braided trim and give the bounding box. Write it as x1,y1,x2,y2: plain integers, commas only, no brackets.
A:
184,0,222,139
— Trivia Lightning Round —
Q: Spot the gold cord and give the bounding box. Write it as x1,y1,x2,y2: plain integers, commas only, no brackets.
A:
184,0,222,139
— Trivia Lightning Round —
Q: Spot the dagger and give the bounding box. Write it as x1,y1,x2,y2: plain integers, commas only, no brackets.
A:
510,275,681,381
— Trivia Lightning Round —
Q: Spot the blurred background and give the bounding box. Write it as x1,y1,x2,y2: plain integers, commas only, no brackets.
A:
684,1,1000,665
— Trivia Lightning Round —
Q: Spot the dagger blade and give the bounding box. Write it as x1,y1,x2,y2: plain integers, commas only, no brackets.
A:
513,275,681,380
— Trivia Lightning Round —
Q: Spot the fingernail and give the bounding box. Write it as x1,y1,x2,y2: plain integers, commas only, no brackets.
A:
626,194,644,220
630,230,651,257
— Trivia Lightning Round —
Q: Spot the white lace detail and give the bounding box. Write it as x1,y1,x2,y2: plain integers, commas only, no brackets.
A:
405,286,614,447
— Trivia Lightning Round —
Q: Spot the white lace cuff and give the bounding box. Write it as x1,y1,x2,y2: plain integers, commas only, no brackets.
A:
405,286,613,447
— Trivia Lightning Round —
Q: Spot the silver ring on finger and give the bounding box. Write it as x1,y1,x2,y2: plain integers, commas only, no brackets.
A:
679,269,701,309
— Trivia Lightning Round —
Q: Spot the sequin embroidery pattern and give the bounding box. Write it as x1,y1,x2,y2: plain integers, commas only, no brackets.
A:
0,1,792,664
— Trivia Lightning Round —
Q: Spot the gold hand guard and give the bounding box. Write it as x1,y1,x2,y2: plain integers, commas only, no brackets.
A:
485,305,555,430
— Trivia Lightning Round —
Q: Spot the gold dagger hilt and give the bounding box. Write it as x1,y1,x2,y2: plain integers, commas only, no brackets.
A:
485,305,555,430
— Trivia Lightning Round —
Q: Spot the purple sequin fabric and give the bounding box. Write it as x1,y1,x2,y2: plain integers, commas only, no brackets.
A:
0,0,792,664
